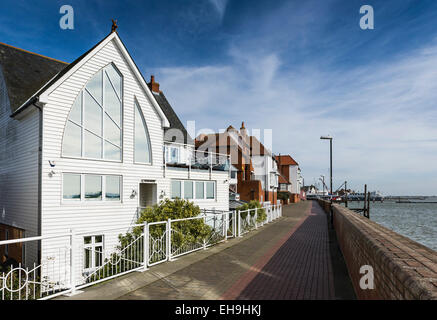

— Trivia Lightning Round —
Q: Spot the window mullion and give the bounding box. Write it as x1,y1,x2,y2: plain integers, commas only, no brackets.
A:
101,71,105,159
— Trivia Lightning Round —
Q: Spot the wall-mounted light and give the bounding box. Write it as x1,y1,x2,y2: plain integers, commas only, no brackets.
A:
159,190,166,199
48,160,56,167
130,189,137,198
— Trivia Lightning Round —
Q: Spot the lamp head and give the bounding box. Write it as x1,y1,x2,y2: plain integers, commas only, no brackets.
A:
320,135,333,140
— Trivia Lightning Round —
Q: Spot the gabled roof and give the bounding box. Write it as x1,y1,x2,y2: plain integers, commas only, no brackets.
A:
0,42,68,113
5,31,170,128
153,91,194,144
276,155,299,166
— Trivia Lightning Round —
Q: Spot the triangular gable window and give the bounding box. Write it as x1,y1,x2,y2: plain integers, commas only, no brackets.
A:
62,63,123,161
134,100,152,164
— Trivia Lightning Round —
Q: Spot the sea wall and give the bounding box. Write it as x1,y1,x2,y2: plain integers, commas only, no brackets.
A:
318,199,437,300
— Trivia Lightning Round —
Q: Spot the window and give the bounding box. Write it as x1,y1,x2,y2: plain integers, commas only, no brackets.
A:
134,100,152,163
206,182,215,199
195,181,204,199
85,175,102,200
184,181,193,199
63,174,81,200
63,174,121,202
171,180,181,199
84,235,103,270
62,63,122,161
106,176,121,201
171,180,216,200
165,146,179,164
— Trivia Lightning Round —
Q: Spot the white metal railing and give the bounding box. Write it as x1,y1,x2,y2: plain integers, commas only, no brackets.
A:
163,142,231,177
0,203,282,300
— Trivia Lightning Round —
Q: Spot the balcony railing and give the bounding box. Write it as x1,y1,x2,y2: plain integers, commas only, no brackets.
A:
163,142,231,176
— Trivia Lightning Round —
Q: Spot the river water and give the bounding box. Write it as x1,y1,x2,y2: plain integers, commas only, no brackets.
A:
344,200,437,251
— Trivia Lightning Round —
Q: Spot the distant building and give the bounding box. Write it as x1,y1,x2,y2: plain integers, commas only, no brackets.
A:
276,155,303,203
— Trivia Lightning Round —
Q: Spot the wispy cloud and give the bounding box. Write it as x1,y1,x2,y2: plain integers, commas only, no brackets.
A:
154,37,437,195
208,0,228,21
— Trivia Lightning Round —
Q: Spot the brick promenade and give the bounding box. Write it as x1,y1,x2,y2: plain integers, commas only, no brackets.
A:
62,201,352,300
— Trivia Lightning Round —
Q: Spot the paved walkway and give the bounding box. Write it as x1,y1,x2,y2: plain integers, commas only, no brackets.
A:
62,201,354,300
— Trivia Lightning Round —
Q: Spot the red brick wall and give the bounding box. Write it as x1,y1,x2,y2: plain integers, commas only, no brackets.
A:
238,180,263,202
318,200,437,300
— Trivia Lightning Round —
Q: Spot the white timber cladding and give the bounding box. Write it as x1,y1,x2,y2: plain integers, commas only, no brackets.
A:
0,105,39,265
39,37,229,278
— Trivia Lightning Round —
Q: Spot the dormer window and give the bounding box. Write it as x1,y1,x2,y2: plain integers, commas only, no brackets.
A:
62,63,123,161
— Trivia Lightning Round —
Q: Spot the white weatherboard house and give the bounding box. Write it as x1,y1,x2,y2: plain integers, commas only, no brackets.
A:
0,30,230,280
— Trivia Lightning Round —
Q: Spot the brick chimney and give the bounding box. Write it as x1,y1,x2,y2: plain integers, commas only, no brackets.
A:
240,121,247,137
148,75,160,93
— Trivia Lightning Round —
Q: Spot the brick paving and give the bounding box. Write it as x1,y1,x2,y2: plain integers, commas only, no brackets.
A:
226,201,335,299
62,201,349,300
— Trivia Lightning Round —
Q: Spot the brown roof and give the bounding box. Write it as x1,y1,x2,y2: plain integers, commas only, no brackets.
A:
275,155,299,166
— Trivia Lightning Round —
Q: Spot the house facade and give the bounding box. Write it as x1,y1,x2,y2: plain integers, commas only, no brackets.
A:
0,30,230,275
276,154,303,203
196,122,279,205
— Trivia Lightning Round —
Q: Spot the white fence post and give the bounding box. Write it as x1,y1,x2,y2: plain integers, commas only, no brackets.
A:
143,222,149,270
167,219,172,261
203,215,207,249
238,211,242,237
255,208,258,229
69,229,77,295
233,210,237,237
224,213,228,241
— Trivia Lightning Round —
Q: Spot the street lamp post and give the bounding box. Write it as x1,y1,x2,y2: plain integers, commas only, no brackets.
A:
320,136,333,196
320,135,333,226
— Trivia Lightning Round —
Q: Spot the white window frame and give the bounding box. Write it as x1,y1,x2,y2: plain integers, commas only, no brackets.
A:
61,63,124,163
5,229,8,257
171,180,216,201
133,98,153,165
83,235,104,272
62,173,122,204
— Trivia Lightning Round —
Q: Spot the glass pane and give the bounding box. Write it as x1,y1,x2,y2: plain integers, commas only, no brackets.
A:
95,236,103,243
104,141,121,161
63,121,82,157
104,113,121,146
105,65,121,98
171,180,181,199
105,78,121,125
106,176,120,201
84,130,102,159
206,182,215,199
85,175,102,200
84,236,91,244
63,174,81,200
134,103,151,163
195,182,204,199
84,90,102,136
95,246,103,267
84,248,91,268
86,70,103,105
69,94,82,124
184,181,193,199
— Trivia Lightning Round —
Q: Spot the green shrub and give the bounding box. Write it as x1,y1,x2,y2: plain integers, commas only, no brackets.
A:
235,200,266,223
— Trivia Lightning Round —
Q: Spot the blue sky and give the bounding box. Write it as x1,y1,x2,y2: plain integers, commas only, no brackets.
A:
2,0,437,195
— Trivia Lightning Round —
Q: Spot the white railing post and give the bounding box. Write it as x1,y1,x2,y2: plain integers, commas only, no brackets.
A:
223,213,228,241
203,215,207,249
69,229,77,295
143,222,149,270
167,219,172,261
238,211,242,237
255,208,258,229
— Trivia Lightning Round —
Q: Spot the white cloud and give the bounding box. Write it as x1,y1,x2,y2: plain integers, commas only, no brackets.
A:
208,0,228,20
153,40,437,195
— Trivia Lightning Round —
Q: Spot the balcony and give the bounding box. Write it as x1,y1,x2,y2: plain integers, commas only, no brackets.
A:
164,142,231,174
